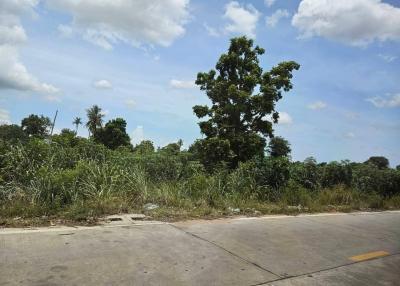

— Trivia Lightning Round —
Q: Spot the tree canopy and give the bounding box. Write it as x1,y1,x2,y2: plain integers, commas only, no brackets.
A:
133,140,155,155
73,117,82,134
86,105,104,137
192,36,300,168
0,124,28,143
160,139,183,155
268,136,291,158
96,118,131,150
21,114,51,137
365,156,389,169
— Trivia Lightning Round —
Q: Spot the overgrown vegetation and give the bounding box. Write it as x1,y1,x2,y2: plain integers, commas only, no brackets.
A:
1,37,399,226
0,137,399,226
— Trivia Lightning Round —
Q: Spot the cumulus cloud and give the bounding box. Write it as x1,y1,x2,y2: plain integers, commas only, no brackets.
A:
170,79,196,89
277,111,293,125
0,25,27,45
224,1,260,38
0,108,11,125
131,125,144,145
0,0,59,93
378,54,397,63
0,46,59,93
366,93,400,108
266,9,289,28
308,101,327,110
93,79,112,89
49,0,190,50
292,0,400,46
264,0,276,7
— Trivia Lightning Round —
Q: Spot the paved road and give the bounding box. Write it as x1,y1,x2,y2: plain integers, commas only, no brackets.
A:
1,211,399,286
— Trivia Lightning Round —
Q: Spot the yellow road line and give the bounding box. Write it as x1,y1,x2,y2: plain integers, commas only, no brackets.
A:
350,251,390,262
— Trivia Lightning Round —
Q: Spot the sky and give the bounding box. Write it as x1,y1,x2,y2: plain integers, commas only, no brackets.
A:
0,0,399,166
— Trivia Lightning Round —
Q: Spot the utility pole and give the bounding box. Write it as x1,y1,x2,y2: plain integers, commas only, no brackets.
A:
50,110,58,137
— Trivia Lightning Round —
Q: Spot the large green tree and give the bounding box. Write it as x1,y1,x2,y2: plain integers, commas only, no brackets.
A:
21,114,51,137
267,136,291,158
193,37,300,168
0,124,28,143
96,118,131,150
85,105,104,137
365,156,389,169
52,128,79,147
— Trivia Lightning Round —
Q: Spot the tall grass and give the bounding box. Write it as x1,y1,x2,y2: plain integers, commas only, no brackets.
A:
0,139,399,225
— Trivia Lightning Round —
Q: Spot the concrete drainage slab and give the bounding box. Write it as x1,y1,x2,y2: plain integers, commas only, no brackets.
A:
104,214,159,225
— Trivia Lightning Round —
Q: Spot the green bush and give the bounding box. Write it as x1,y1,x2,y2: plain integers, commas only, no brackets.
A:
352,164,400,197
280,180,313,207
320,161,352,188
248,156,291,189
290,157,320,190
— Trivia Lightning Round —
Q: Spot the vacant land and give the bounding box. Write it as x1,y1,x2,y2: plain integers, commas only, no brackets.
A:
1,137,400,227
1,38,399,227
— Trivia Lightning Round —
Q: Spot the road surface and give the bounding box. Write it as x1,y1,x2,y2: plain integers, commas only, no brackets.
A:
1,211,399,285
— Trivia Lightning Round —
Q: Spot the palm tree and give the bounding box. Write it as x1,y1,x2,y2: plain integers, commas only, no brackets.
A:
85,105,104,137
72,117,82,135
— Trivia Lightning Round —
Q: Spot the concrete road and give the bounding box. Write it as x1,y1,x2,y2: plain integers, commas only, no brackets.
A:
1,211,399,286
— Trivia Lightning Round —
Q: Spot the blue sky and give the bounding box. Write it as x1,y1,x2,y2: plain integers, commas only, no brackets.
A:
1,0,399,165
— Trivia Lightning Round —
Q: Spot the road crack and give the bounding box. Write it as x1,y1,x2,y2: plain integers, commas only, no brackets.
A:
169,224,282,280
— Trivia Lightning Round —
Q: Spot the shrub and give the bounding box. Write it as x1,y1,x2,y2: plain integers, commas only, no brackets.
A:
244,156,291,190
290,157,320,190
280,180,313,207
352,164,400,197
320,161,352,188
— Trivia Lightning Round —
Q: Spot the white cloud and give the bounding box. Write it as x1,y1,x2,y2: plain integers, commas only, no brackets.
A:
277,111,293,125
0,108,11,125
266,9,289,28
264,0,276,8
93,79,112,89
131,125,144,145
204,23,220,37
125,99,136,109
0,46,59,93
224,1,260,38
170,79,196,89
0,1,59,93
308,101,327,110
0,25,27,45
292,0,400,46
0,0,38,18
49,0,190,50
378,54,397,63
366,93,400,108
